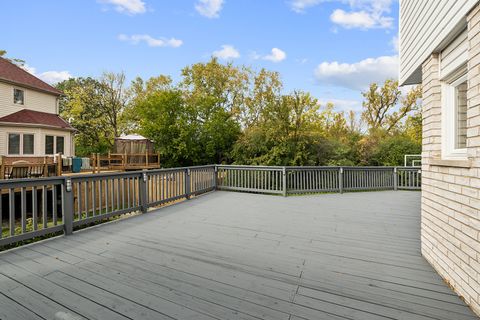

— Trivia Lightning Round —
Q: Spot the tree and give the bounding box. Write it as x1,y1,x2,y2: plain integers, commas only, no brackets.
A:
179,58,244,164
361,79,422,133
125,75,173,132
136,89,197,167
57,77,114,156
99,72,130,138
232,90,323,166
368,135,421,166
57,72,130,156
0,50,25,66
241,69,282,127
180,57,249,119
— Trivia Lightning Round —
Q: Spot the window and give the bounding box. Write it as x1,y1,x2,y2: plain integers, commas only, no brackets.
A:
45,135,54,154
45,135,66,154
8,134,20,154
56,136,64,154
23,134,34,155
13,88,24,105
442,72,468,159
455,80,468,149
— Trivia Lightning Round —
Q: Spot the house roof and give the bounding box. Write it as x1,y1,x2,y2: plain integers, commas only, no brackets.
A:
0,109,74,131
0,57,63,96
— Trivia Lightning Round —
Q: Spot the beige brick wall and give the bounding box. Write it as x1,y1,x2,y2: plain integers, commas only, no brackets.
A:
421,5,480,316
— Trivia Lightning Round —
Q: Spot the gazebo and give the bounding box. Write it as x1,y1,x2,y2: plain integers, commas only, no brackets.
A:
91,134,160,172
114,134,155,154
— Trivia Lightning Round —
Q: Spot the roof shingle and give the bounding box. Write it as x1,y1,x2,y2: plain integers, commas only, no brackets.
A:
0,109,74,130
0,57,63,95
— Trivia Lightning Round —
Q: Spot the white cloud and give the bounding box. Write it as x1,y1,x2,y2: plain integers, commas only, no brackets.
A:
21,64,72,84
21,64,36,75
314,55,398,90
212,45,240,60
264,48,287,62
118,34,183,47
330,9,392,29
38,71,72,84
289,0,322,13
99,0,146,14
195,0,224,18
319,98,362,111
253,48,287,63
290,0,394,29
391,35,399,53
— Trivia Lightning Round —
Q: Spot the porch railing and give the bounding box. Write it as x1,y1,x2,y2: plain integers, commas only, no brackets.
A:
216,165,421,195
0,165,420,248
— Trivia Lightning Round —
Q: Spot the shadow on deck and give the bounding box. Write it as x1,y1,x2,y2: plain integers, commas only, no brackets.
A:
0,191,477,320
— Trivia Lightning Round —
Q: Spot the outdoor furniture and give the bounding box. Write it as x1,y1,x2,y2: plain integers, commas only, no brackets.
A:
5,166,30,179
29,165,46,178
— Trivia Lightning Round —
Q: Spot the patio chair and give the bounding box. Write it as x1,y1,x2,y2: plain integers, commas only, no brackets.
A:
29,165,45,178
8,166,30,179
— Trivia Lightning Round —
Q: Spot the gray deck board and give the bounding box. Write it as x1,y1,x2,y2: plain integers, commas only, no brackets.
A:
0,191,478,320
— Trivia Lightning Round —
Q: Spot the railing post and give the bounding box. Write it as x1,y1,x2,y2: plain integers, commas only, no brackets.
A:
282,167,287,197
185,168,191,199
56,154,62,177
213,165,218,190
140,171,148,213
393,167,398,191
0,156,4,179
63,178,74,235
96,153,101,172
339,167,343,194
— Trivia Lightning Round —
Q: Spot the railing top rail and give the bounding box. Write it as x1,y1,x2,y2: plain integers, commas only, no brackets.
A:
0,164,422,185
217,164,421,170
216,164,284,169
0,176,65,187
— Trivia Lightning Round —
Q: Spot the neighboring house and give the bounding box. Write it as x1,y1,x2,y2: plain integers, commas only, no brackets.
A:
0,57,74,159
400,0,480,316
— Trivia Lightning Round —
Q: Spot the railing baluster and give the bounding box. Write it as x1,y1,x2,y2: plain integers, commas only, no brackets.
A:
21,187,26,234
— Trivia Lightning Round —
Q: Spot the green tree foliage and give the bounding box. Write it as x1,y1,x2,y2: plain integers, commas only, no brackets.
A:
361,79,422,133
57,77,113,156
133,59,242,166
369,135,421,166
0,50,26,66
58,57,422,167
57,72,130,156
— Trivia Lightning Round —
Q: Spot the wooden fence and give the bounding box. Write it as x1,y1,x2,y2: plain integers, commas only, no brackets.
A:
91,153,161,172
0,165,420,248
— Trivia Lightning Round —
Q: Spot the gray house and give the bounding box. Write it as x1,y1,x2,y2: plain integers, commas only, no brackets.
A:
400,0,480,316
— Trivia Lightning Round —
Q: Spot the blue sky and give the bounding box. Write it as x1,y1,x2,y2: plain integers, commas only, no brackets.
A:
1,0,399,112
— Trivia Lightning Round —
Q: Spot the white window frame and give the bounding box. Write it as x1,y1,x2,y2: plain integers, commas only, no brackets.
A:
7,133,21,155
13,87,25,105
7,132,35,155
441,72,468,160
23,133,35,155
45,134,67,155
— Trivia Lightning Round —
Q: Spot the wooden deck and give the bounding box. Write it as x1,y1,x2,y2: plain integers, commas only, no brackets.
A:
0,191,477,320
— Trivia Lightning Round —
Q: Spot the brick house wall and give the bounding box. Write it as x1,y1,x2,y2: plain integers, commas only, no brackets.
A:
421,5,480,316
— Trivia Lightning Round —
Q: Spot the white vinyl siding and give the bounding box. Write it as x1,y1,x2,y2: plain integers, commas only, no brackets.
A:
399,0,477,85
0,126,73,157
440,29,468,79
0,81,58,118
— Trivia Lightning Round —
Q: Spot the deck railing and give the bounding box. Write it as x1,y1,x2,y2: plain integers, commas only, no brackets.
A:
216,165,421,195
0,165,420,248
